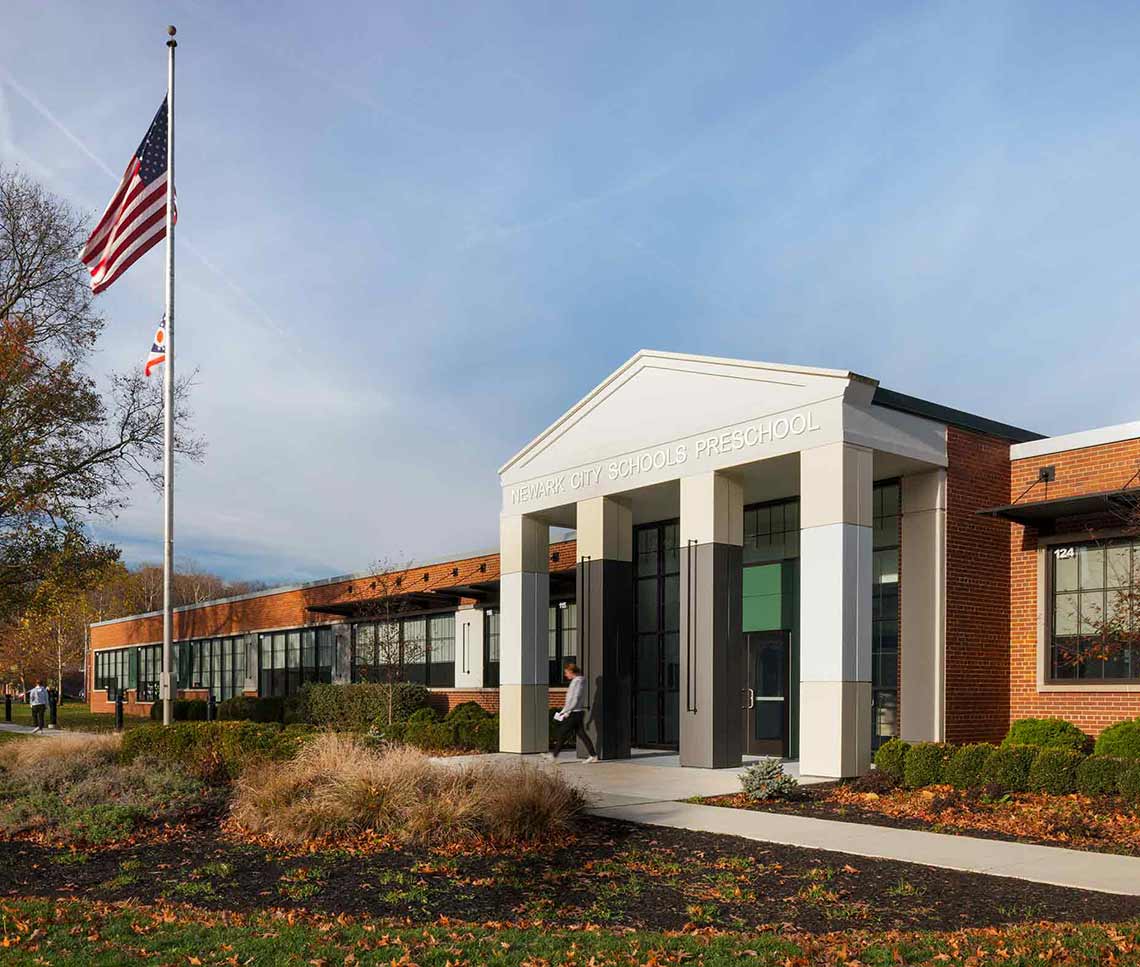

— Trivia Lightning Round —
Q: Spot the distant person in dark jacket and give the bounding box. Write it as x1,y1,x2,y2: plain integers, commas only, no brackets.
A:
550,663,597,763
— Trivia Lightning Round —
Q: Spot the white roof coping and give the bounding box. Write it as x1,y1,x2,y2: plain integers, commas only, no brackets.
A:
1011,420,1140,460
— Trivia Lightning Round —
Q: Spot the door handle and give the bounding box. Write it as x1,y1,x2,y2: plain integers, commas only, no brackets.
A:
744,688,754,709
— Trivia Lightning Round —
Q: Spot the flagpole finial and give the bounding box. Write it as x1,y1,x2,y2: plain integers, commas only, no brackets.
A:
167,24,177,47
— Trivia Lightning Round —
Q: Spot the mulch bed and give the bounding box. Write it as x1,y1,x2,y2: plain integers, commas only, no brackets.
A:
700,782,1140,855
2,813,1139,934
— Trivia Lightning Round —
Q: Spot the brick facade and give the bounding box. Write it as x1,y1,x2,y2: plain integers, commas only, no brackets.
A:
943,427,1014,743
1008,438,1140,736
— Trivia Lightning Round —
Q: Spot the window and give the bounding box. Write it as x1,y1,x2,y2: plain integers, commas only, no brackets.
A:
256,626,333,697
484,610,500,687
744,500,800,565
547,602,578,684
871,482,901,750
93,646,135,700
351,612,457,687
1051,538,1140,681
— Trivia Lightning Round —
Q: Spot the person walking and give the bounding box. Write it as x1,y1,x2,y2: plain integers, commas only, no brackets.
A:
28,681,49,733
550,662,597,763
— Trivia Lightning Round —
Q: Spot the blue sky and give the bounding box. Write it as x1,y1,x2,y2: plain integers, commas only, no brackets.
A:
2,1,1138,583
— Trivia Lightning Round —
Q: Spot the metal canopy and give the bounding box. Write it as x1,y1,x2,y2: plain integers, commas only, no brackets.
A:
976,487,1140,528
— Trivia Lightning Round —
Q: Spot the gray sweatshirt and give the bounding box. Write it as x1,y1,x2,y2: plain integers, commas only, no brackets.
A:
561,675,586,715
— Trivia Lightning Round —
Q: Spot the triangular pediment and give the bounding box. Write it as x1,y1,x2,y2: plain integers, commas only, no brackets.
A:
500,350,874,484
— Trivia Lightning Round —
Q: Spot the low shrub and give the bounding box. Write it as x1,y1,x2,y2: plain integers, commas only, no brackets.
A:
0,733,215,846
903,742,950,789
943,743,996,790
304,683,429,729
230,732,583,846
148,699,208,722
1003,718,1090,753
1027,748,1083,794
444,702,499,753
1077,755,1126,796
740,758,800,801
218,695,285,723
1094,718,1140,760
979,745,1037,793
120,722,313,780
1119,761,1140,801
873,738,909,784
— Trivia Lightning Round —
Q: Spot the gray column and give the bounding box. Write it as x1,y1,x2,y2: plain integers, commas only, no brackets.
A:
576,496,634,760
679,471,744,769
454,606,485,689
900,469,947,742
498,514,550,753
799,442,873,778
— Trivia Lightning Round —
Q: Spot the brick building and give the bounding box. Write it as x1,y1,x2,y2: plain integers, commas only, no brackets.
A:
90,352,1140,775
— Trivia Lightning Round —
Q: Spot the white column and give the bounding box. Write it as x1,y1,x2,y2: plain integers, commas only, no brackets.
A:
498,514,550,753
799,442,873,778
454,606,485,689
900,469,947,742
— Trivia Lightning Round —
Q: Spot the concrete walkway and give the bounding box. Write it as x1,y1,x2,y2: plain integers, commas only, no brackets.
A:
447,750,1140,896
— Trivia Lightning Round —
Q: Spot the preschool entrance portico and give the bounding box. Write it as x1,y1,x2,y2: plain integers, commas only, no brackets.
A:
497,350,950,777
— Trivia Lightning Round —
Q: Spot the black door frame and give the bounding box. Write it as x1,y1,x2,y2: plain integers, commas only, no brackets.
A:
744,630,791,757
632,519,680,749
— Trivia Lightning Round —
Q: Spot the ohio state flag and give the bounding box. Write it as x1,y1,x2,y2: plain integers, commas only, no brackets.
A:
145,315,166,377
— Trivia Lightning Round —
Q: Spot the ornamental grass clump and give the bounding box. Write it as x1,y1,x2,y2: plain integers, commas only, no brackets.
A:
740,758,800,801
230,732,584,846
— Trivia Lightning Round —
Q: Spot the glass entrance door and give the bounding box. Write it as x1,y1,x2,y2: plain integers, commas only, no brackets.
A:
745,631,790,756
633,520,680,748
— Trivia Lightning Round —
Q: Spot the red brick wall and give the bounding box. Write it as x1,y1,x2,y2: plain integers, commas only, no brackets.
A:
427,687,567,715
944,428,1013,743
1009,438,1140,736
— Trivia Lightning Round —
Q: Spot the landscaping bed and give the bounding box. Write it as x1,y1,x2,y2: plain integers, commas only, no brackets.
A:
700,783,1140,855
2,815,1140,934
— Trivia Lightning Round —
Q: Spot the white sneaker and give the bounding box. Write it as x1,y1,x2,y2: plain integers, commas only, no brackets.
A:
585,755,598,764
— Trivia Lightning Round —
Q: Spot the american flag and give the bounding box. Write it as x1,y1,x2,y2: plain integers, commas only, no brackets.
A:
81,98,175,294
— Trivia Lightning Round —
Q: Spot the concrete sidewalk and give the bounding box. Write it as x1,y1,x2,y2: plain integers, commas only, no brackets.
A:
587,797,1140,896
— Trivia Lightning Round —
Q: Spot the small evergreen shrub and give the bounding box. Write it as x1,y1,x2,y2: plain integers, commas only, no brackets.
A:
903,742,950,788
217,695,284,723
1003,718,1090,753
304,683,429,729
740,757,800,801
943,743,996,790
1027,748,1083,794
120,722,312,780
403,707,453,750
979,745,1037,793
148,699,207,721
1077,755,1126,796
444,702,499,752
1119,761,1140,801
1094,718,1140,760
873,738,909,784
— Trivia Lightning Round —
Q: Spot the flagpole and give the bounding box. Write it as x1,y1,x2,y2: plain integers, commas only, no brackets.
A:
161,25,177,727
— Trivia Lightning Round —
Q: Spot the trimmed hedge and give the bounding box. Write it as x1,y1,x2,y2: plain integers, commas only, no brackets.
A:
148,699,207,722
873,738,909,784
980,745,1037,793
1027,748,1083,794
217,695,284,723
1077,755,1126,796
903,742,949,789
120,722,313,779
1094,718,1140,760
943,743,996,790
1003,718,1090,753
1120,762,1140,801
375,703,500,753
303,682,429,729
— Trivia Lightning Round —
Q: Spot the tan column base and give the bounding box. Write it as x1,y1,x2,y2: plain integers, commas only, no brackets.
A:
498,684,550,754
799,681,871,778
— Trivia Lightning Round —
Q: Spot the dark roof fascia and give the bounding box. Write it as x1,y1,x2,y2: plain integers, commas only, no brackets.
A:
872,387,1044,444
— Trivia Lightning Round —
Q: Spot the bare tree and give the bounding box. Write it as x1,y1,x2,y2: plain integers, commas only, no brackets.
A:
354,558,418,726
0,166,204,623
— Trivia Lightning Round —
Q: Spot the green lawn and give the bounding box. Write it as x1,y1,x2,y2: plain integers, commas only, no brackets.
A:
1,899,1138,966
3,701,148,733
